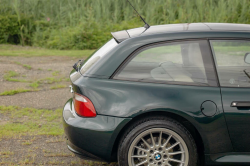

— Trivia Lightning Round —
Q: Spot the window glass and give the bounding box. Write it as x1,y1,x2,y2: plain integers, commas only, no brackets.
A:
115,41,212,86
211,40,250,87
80,39,118,74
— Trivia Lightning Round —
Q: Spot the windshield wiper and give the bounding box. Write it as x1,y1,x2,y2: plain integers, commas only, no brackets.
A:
73,60,84,72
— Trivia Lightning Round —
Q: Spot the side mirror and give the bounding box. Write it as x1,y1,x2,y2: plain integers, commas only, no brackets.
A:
244,53,250,64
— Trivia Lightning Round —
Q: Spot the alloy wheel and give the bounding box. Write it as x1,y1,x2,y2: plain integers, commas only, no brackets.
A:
128,128,189,166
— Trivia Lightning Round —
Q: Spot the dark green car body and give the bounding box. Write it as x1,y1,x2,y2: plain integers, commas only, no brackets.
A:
63,23,250,165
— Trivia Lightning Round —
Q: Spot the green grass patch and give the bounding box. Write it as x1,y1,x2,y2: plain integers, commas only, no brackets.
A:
0,151,14,156
23,64,32,70
39,77,62,84
0,105,63,138
4,71,28,82
0,89,34,96
52,70,60,76
4,70,18,78
50,84,67,89
22,141,32,145
29,81,39,89
14,61,32,70
0,44,94,58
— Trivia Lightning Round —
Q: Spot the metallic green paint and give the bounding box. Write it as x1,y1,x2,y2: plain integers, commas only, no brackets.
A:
63,27,250,165
220,88,250,152
201,100,217,117
63,99,131,161
70,76,232,155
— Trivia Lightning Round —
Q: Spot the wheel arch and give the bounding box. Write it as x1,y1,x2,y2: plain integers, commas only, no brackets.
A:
110,110,205,164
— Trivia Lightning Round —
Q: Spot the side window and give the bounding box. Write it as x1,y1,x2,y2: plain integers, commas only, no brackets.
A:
211,40,250,87
114,40,217,86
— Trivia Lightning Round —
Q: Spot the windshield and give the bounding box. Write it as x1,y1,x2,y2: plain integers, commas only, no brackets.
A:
79,39,118,75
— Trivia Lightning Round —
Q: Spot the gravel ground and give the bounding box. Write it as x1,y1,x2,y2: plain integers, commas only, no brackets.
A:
0,56,75,109
0,56,117,166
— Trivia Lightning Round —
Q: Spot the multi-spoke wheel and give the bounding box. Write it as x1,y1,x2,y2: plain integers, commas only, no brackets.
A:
118,117,198,166
128,128,188,166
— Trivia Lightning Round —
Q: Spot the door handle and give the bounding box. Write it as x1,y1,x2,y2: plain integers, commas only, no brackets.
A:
231,102,250,107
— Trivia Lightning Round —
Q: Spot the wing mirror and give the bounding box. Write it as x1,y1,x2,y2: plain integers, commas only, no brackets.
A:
244,53,250,64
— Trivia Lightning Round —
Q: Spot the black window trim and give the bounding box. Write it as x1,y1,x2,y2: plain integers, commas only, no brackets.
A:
111,38,219,87
208,37,250,88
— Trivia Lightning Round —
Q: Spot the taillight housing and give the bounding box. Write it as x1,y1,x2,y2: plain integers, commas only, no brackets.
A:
73,93,96,117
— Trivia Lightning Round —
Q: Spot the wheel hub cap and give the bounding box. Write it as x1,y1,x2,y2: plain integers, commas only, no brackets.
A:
154,153,161,160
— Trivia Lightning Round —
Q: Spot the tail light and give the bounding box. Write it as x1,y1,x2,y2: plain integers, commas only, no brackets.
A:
73,93,96,117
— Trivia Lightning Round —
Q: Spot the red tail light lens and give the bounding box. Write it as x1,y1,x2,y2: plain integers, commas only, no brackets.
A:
73,93,96,117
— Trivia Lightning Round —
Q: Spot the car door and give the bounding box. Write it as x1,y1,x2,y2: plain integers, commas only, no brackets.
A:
210,39,250,152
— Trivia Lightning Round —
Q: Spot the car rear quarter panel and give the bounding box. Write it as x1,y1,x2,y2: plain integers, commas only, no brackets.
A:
74,77,233,155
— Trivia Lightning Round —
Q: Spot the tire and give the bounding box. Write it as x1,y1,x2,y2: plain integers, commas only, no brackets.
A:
118,116,198,166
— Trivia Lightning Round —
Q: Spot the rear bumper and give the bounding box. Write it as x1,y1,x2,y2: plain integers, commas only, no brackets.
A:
62,99,131,162
66,136,104,161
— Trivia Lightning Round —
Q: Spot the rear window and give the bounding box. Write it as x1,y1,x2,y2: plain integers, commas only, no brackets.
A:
80,39,118,74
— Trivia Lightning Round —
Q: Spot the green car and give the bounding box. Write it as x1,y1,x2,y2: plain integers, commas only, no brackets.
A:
63,23,250,166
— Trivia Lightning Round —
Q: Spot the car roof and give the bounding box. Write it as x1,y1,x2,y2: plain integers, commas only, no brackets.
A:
111,23,250,43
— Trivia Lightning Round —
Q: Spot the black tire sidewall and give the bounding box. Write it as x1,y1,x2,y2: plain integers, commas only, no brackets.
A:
118,118,197,166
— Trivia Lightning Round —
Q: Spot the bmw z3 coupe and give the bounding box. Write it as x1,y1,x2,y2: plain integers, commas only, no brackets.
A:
63,23,250,166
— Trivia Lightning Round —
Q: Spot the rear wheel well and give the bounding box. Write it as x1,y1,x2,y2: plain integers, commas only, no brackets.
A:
110,111,204,165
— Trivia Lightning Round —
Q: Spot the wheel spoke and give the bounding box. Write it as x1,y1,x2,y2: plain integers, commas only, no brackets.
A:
158,131,162,146
141,138,151,149
134,146,148,152
166,163,172,166
169,158,184,164
131,155,147,158
168,151,184,156
135,159,148,166
162,134,172,147
150,132,155,147
166,142,180,151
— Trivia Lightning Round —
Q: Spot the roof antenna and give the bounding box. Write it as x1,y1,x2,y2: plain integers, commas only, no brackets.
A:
126,0,150,29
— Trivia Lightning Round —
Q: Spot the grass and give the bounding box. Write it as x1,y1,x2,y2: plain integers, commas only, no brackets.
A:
0,105,64,138
22,141,32,145
29,81,39,89
39,77,63,84
23,64,32,70
47,160,65,165
18,158,34,165
44,153,72,157
45,137,64,143
52,70,60,76
0,150,14,159
50,84,67,89
15,61,32,70
3,71,27,82
0,44,94,58
0,151,14,156
0,89,34,96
